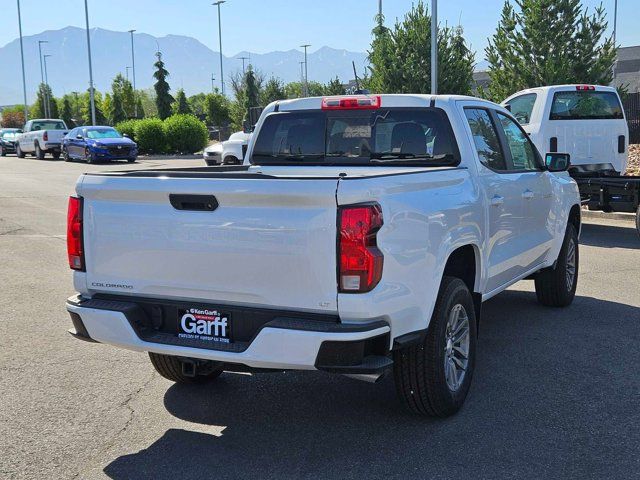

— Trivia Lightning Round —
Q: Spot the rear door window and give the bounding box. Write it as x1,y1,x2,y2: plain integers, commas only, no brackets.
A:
464,108,507,171
550,91,624,120
505,93,537,125
251,108,460,166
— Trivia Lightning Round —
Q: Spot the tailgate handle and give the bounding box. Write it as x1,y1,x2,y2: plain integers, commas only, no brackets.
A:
169,194,218,211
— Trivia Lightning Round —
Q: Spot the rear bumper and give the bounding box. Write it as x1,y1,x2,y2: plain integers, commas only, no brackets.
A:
66,295,391,372
43,142,61,151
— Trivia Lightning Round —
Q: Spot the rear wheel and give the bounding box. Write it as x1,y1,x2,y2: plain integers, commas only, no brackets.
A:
635,205,640,239
35,143,45,159
149,352,223,384
534,223,579,307
52,151,60,159
393,276,477,417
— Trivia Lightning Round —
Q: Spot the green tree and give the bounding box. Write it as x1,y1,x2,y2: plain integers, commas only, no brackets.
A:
136,97,146,119
230,66,264,129
172,88,192,115
261,77,286,105
324,76,346,95
284,81,326,98
188,92,208,117
486,0,616,100
367,1,475,95
110,73,136,118
60,96,75,128
153,53,174,119
81,90,107,125
0,105,26,128
205,92,231,125
31,83,58,118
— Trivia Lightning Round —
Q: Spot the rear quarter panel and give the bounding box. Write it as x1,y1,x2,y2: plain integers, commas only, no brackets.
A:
336,168,483,341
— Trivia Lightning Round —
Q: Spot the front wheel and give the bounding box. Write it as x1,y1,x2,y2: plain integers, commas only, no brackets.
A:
0,146,5,156
127,157,137,163
534,223,579,307
635,205,640,239
84,147,93,164
149,353,223,384
393,276,477,417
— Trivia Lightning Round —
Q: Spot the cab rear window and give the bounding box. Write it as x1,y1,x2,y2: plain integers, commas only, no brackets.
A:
550,91,624,120
251,108,460,166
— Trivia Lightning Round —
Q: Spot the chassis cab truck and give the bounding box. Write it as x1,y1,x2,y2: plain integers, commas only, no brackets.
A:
66,94,581,417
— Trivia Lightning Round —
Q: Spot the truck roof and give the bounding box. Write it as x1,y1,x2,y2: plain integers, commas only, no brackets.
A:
503,84,618,101
270,93,499,112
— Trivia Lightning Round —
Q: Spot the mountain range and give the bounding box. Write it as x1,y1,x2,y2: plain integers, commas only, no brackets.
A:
0,26,369,105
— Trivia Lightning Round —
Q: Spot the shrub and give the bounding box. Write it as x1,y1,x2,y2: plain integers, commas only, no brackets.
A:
115,119,138,142
163,114,208,154
134,118,165,154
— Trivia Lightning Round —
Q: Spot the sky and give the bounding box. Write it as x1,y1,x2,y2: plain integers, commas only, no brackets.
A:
3,0,638,60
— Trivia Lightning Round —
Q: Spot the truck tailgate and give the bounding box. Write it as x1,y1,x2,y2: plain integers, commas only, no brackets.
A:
78,174,339,312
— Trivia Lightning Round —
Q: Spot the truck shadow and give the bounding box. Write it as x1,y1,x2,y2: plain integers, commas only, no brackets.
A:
579,221,639,249
103,290,640,480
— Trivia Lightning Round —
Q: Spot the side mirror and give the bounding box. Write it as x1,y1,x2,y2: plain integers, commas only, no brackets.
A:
545,152,570,172
76,134,84,140
504,104,512,112
17,129,23,133
122,133,129,138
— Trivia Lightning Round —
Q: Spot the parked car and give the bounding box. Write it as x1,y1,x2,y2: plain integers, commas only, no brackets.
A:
503,85,640,236
203,131,251,166
65,94,581,417
16,119,68,159
62,126,137,164
0,128,22,156
502,84,628,174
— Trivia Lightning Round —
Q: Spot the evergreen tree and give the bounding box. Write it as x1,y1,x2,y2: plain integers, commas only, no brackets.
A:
324,77,346,95
173,88,192,115
153,53,174,119
110,91,126,125
60,96,75,128
261,77,286,105
31,83,55,118
81,90,107,125
367,1,475,95
486,0,616,100
136,97,145,119
205,92,231,126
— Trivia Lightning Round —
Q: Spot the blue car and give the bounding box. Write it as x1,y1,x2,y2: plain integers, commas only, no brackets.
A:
62,126,138,163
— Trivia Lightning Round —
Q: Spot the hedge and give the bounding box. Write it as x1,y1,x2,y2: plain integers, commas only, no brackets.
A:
134,118,166,154
163,114,209,154
115,119,138,142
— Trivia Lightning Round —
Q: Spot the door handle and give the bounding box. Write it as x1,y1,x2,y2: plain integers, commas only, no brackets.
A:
522,190,534,200
490,195,504,207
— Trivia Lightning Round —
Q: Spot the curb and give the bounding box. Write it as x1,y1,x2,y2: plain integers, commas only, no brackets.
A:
140,154,202,160
581,209,636,223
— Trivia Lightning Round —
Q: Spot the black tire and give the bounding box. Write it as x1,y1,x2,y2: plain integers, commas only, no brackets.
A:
84,147,93,164
35,143,45,159
52,151,61,159
393,276,477,417
149,352,223,384
534,223,579,307
635,205,640,239
223,155,239,165
63,147,72,162
0,146,5,157
127,157,136,163
16,144,25,158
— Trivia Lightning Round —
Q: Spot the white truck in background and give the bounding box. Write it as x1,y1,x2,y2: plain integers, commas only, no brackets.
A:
65,94,581,417
16,118,68,159
203,131,251,166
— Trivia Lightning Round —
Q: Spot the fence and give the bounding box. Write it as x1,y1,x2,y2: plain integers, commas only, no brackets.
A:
623,92,640,144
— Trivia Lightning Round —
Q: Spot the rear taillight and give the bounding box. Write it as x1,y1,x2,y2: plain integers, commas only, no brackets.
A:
67,196,84,271
338,204,383,293
43,131,48,141
321,95,381,110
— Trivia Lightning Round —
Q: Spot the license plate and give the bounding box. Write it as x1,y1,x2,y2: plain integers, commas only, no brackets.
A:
177,307,231,344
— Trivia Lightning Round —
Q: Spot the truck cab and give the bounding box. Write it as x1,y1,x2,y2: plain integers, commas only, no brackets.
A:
502,85,628,174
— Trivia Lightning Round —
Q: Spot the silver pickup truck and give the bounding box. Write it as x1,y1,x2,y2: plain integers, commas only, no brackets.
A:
16,118,68,159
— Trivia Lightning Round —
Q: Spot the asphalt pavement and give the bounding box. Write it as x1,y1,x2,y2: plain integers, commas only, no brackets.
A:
0,155,639,479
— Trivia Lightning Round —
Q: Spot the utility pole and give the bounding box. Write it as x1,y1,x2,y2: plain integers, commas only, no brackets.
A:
211,73,216,93
128,29,137,117
38,40,48,117
84,0,96,125
126,66,131,81
213,1,226,95
17,0,29,122
430,0,438,95
237,56,249,75
300,44,310,97
43,54,52,117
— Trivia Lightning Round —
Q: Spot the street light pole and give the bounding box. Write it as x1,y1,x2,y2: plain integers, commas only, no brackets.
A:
126,66,130,81
43,54,52,117
431,0,438,95
84,0,96,125
237,56,249,75
213,1,226,95
211,73,216,93
16,0,29,122
128,29,137,117
300,44,310,97
612,0,618,82
38,40,48,117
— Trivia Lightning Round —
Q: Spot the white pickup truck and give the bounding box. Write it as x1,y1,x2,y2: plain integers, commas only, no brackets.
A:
66,94,581,417
16,118,68,159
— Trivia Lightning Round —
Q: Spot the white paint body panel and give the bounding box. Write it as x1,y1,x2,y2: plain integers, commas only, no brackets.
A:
502,85,629,173
69,94,580,369
18,118,68,153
